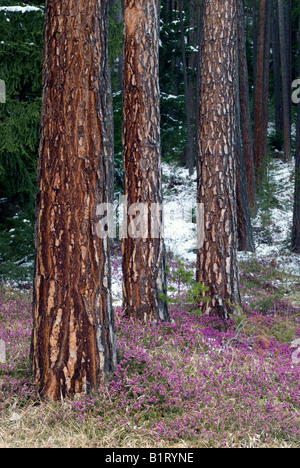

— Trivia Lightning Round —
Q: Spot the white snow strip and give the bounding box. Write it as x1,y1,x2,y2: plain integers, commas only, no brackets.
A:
0,6,42,13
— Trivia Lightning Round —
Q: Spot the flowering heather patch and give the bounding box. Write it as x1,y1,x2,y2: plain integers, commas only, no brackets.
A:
0,286,35,410
0,282,299,448
52,304,300,448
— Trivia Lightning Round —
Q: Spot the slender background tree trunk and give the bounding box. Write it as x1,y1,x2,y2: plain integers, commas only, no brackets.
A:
292,9,300,253
261,0,271,167
179,0,194,175
235,90,256,253
31,0,116,401
272,0,283,135
278,0,292,161
285,0,292,130
253,0,271,182
237,0,257,217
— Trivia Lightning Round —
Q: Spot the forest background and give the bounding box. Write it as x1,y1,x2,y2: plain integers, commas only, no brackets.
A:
0,0,299,281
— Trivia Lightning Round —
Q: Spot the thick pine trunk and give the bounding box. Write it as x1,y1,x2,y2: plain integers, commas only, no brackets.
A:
196,0,241,318
31,0,116,401
122,0,169,322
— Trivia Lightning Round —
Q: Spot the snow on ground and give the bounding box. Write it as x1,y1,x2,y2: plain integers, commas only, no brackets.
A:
161,158,299,277
162,162,197,263
239,158,300,277
3,157,298,304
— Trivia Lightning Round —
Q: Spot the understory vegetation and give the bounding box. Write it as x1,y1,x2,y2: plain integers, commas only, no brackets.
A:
0,257,299,448
0,144,299,448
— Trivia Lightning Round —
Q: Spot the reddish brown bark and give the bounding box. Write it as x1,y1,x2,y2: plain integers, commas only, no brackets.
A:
292,11,300,253
122,0,169,322
237,0,257,218
196,0,241,318
253,0,271,181
272,0,283,135
31,0,116,401
277,0,292,161
179,0,194,175
261,0,271,169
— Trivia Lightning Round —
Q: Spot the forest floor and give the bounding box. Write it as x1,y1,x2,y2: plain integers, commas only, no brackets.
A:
0,156,299,448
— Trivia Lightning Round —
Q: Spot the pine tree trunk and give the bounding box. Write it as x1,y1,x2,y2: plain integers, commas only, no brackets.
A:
252,0,259,85
235,83,255,253
170,0,180,96
285,0,292,132
292,11,300,253
277,0,292,161
110,0,124,91
272,0,283,135
122,0,169,322
293,112,300,253
31,0,116,401
261,0,271,167
187,0,199,163
196,0,241,319
179,0,194,175
253,0,271,181
237,0,257,217
236,1,255,252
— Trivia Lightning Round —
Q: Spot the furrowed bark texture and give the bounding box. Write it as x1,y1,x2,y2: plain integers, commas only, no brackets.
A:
122,0,169,322
196,0,241,318
31,0,116,401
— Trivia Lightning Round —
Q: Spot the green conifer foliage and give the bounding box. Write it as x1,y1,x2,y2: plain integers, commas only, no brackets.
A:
0,2,44,213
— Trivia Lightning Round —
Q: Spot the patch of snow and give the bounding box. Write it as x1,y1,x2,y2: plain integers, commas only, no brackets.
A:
239,157,300,277
161,92,184,101
162,162,197,263
0,6,42,13
161,156,299,277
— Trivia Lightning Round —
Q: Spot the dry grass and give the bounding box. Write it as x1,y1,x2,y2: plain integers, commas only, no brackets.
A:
0,402,193,448
1,348,299,449
0,402,299,448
